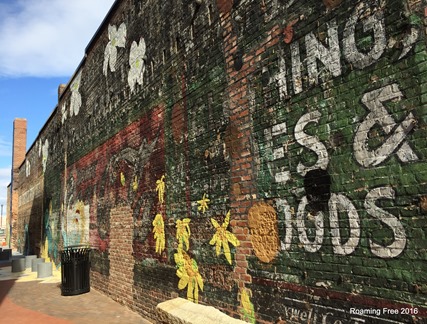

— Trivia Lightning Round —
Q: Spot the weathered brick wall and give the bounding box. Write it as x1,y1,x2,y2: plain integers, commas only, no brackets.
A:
14,0,427,322
16,158,43,256
11,118,27,249
6,183,11,246
15,122,55,258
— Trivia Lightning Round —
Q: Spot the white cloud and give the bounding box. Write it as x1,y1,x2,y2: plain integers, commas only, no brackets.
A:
0,167,11,207
0,0,116,77
0,167,10,184
0,138,12,157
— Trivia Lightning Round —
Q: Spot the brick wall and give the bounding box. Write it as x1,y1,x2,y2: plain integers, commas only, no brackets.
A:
6,183,11,246
15,147,44,256
14,0,427,322
11,118,26,249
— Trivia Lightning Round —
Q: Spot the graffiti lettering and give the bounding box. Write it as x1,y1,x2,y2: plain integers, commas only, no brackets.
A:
306,19,341,86
281,303,368,324
364,187,406,258
328,193,360,255
276,187,406,258
276,2,416,97
265,83,419,187
353,83,418,167
343,7,386,69
290,42,303,94
263,82,415,258
276,198,292,251
296,196,324,253
271,293,410,323
295,111,329,176
276,56,288,100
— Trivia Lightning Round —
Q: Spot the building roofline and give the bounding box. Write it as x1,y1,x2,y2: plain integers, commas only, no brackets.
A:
25,0,121,160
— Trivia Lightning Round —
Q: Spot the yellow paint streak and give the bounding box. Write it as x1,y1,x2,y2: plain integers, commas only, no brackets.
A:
156,175,166,204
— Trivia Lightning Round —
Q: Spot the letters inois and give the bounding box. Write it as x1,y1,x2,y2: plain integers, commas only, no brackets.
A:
276,1,419,99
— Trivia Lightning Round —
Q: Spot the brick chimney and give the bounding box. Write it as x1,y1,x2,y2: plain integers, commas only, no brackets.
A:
12,118,27,172
10,118,27,248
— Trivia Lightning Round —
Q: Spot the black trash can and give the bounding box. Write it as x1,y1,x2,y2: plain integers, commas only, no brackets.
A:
61,246,91,296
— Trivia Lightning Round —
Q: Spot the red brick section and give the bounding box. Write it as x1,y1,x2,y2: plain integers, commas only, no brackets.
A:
11,118,27,249
108,205,135,308
218,5,282,318
219,9,255,297
219,6,278,322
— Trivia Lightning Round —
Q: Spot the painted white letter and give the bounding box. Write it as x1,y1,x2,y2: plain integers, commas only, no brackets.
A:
291,42,303,94
276,198,293,251
295,111,329,176
364,187,406,258
297,196,324,253
328,193,360,255
343,5,386,69
305,19,341,85
276,55,288,100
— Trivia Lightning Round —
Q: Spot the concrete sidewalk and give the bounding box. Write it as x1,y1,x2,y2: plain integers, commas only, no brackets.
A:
0,254,153,324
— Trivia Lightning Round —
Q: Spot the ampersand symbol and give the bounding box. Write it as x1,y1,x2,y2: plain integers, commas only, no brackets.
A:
354,83,418,167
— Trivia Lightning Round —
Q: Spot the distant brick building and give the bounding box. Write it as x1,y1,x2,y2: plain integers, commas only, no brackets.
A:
11,118,27,250
11,0,427,322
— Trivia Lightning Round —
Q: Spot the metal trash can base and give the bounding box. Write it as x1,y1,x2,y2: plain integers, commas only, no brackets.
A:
61,246,91,296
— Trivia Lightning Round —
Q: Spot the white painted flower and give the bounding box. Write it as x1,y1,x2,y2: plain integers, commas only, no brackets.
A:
70,70,82,116
25,159,31,177
128,37,146,93
103,23,127,76
42,139,49,173
38,139,42,157
61,102,68,124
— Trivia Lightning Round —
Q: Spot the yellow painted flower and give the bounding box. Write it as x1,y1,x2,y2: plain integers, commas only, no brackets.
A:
240,288,256,323
174,250,204,303
209,211,240,264
176,218,191,251
156,175,165,204
197,193,210,213
120,172,126,186
153,214,165,254
132,176,138,191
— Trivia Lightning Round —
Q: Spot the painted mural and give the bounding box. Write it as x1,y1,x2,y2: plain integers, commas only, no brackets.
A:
128,37,146,93
60,104,165,276
69,70,82,117
66,200,90,247
152,213,165,254
209,211,240,265
12,0,426,323
240,288,255,324
246,0,427,321
103,23,127,76
41,201,62,266
174,248,204,303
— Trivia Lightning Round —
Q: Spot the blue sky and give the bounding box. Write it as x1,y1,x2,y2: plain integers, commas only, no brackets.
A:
0,0,116,218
